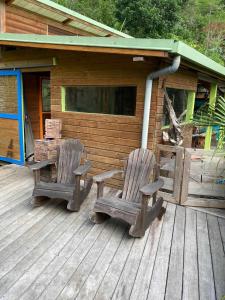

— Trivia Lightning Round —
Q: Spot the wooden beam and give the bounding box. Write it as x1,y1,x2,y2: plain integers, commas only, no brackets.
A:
0,40,169,57
204,82,217,150
5,0,15,4
0,57,57,69
62,18,73,25
0,0,5,33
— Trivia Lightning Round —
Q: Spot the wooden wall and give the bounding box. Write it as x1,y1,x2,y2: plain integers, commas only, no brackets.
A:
50,51,160,187
0,47,199,187
5,5,94,36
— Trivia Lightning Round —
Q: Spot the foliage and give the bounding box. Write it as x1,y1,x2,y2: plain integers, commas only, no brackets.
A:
115,0,183,38
53,0,225,64
173,0,225,65
193,96,225,148
54,0,119,29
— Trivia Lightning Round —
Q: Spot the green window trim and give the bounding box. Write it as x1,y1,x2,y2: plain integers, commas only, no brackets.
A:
61,87,66,112
185,91,196,122
204,82,218,150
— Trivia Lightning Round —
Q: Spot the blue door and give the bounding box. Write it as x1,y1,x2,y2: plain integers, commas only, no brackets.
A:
0,70,24,165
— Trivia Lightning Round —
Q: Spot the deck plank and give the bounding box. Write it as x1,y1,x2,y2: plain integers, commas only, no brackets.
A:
207,215,225,300
129,206,166,300
218,218,225,253
165,205,185,300
94,227,134,300
0,190,97,299
197,211,216,300
57,221,117,300
182,208,199,300
75,224,126,300
147,202,176,300
0,165,224,300
111,225,150,300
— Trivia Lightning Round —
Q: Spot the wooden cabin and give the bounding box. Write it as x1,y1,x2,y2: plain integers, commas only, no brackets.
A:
0,0,225,188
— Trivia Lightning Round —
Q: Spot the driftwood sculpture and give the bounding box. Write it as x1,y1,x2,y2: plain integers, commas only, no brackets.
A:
90,148,165,238
164,88,186,146
30,139,93,211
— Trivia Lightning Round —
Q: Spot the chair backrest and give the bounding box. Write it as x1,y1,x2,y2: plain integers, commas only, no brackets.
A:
57,139,84,185
122,148,156,203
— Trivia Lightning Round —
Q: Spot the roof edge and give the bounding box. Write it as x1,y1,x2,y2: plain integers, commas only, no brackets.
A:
35,0,132,38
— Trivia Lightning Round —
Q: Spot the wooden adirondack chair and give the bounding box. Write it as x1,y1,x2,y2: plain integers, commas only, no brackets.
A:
30,139,93,211
90,148,165,237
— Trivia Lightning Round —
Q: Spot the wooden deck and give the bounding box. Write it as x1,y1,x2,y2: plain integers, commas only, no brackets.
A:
0,164,224,300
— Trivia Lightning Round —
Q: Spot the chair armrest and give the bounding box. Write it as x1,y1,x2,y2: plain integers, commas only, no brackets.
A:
73,161,91,176
140,178,164,196
29,159,56,171
93,170,124,183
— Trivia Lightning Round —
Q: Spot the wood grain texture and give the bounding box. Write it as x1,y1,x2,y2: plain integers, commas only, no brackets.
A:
197,211,216,300
0,165,223,300
182,208,199,300
32,139,92,211
91,149,164,237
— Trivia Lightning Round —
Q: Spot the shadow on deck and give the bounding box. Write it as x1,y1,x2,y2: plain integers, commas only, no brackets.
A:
0,164,224,300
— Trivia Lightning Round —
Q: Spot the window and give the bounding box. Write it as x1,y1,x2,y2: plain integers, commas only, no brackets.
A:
63,86,137,116
163,88,188,126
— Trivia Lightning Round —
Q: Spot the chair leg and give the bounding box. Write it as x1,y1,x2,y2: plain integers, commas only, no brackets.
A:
89,211,110,224
31,196,48,207
67,200,80,212
129,197,164,238
158,206,166,220
129,216,146,238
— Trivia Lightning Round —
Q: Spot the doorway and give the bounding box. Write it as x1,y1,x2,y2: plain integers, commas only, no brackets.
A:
23,71,51,160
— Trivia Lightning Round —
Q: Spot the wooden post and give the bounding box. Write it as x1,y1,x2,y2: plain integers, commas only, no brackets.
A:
185,91,196,122
0,0,5,33
204,82,217,150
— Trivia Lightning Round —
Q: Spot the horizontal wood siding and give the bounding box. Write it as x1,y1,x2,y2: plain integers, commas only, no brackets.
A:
51,52,159,188
5,5,94,36
1,47,199,187
165,69,198,91
6,6,47,34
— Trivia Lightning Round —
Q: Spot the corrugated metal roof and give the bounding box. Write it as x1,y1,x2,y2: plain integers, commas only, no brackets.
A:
11,0,132,38
0,33,224,78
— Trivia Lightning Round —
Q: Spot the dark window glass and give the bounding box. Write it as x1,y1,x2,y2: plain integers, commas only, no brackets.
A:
64,86,136,116
163,88,188,126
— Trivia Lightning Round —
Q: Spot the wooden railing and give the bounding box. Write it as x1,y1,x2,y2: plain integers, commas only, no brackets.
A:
156,145,225,208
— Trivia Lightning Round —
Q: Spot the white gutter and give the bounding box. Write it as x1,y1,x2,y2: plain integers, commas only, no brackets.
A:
141,56,181,149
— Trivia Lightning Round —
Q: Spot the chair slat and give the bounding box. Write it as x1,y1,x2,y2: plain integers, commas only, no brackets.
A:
57,139,84,185
122,149,155,203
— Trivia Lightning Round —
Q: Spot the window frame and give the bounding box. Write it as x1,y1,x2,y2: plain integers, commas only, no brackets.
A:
61,85,137,117
161,88,196,130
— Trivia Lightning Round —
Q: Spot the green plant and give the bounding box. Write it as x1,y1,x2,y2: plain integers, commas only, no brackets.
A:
193,95,225,149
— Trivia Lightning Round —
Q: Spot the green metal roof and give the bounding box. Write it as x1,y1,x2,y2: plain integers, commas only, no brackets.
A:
11,0,131,38
0,33,224,78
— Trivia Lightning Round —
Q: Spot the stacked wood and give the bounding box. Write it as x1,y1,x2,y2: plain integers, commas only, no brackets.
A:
34,139,64,161
45,119,62,139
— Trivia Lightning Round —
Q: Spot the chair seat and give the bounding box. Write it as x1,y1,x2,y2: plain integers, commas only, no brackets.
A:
36,181,75,193
94,196,141,225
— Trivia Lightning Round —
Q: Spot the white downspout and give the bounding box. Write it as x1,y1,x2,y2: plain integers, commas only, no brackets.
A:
141,56,181,149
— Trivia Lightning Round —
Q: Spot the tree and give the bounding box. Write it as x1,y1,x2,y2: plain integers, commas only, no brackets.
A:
115,0,183,38
54,0,118,28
